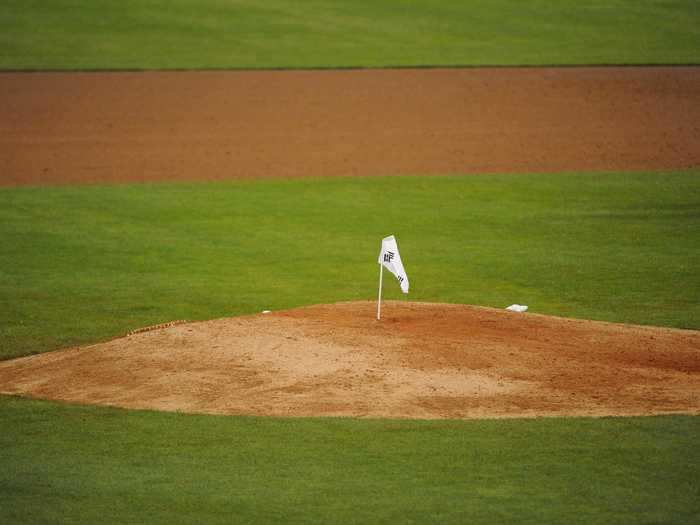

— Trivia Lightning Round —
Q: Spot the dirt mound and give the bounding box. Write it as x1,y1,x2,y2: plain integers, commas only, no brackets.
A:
2,67,699,187
1,301,698,419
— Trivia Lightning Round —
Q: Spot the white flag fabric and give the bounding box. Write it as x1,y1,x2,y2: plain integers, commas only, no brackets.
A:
378,235,409,293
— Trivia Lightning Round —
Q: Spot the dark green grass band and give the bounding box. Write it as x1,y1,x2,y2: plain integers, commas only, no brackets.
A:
2,0,699,70
2,63,700,74
1,395,698,524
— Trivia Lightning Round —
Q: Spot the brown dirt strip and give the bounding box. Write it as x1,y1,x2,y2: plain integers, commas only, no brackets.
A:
1,301,698,420
1,66,699,187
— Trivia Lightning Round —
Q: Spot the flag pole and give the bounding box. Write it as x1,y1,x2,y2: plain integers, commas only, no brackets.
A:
377,263,384,320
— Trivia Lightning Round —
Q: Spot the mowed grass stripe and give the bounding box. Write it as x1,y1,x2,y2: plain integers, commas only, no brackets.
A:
1,0,699,70
0,171,698,360
0,396,698,524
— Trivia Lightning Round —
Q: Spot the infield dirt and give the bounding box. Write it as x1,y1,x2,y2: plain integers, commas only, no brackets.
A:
1,66,699,186
1,302,698,419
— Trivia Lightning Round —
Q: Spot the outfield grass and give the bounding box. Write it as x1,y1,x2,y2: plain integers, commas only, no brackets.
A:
1,171,698,360
0,396,697,524
1,0,699,70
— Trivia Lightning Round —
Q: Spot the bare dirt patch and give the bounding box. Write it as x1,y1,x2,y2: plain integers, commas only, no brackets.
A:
1,67,699,187
1,301,697,419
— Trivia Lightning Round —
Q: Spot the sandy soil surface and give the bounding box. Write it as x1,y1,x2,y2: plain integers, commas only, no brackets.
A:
2,67,698,421
1,301,698,419
1,66,699,187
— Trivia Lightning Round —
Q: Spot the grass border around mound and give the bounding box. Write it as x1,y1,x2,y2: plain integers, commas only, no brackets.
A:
1,170,699,360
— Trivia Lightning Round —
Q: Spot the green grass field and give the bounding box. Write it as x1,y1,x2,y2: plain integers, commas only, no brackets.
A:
1,171,698,361
2,172,699,523
2,1,700,522
1,0,699,70
1,396,698,524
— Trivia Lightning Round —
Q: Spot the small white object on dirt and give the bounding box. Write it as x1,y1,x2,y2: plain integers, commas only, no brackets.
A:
506,304,528,312
262,310,271,314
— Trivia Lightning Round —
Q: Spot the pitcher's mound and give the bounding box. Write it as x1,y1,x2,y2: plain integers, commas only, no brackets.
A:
1,301,698,419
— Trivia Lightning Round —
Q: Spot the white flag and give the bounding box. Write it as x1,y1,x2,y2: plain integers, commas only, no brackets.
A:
378,235,409,293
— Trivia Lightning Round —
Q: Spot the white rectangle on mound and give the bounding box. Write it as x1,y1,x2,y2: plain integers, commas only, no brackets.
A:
506,304,528,312
378,235,409,293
